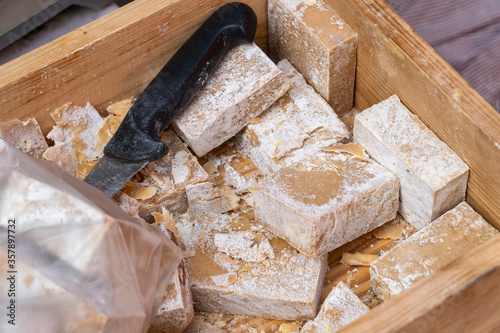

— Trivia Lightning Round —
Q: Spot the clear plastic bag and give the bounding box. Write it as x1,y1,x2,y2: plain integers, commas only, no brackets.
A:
0,140,183,333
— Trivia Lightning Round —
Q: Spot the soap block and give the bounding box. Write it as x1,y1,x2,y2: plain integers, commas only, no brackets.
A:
353,95,470,229
268,0,358,115
0,118,48,158
185,212,328,320
148,228,194,333
253,143,400,258
301,282,369,332
172,42,292,157
238,59,349,175
370,202,498,301
43,102,104,174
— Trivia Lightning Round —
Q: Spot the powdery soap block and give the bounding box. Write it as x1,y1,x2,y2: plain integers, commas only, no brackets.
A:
186,213,328,321
254,144,400,258
269,0,358,115
173,43,292,157
353,95,469,229
148,228,193,333
0,118,48,158
239,59,349,176
301,282,369,332
370,202,498,301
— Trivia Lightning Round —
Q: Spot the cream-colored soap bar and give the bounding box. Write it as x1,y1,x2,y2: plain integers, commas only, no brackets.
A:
0,118,48,158
148,228,193,333
301,282,369,332
238,59,349,175
353,95,469,229
269,0,358,115
254,143,399,258
186,212,328,320
173,43,292,157
370,202,498,301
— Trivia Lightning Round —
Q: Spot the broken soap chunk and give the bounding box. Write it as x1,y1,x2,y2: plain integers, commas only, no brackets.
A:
354,95,469,229
172,42,292,156
123,129,209,219
269,0,358,114
148,228,193,333
301,282,369,332
238,59,349,175
370,202,498,301
43,102,104,174
183,316,226,333
254,144,400,258
186,212,328,320
0,118,48,158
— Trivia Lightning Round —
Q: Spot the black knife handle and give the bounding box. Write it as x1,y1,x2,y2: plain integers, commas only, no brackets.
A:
104,2,257,162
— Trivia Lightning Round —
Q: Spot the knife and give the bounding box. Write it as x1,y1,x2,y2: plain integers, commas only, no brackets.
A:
84,2,257,197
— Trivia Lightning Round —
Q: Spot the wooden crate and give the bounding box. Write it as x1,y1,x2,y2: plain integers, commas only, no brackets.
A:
0,0,499,331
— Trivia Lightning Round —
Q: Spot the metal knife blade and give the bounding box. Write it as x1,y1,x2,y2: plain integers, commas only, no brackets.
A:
84,2,257,196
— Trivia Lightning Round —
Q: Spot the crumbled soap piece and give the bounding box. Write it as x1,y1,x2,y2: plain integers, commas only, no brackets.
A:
269,0,358,114
172,43,292,156
148,228,194,333
96,99,134,153
183,316,225,333
238,59,349,175
340,253,379,266
0,118,48,158
301,282,369,332
186,182,237,217
122,185,157,200
43,102,104,175
354,95,469,229
186,212,328,320
278,322,301,332
127,129,209,219
370,202,498,301
372,215,405,240
152,207,180,237
253,144,400,258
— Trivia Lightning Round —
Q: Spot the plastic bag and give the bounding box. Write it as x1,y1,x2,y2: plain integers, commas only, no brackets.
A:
0,140,183,333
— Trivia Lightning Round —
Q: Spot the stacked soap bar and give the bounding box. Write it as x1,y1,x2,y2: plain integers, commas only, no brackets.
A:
185,212,328,320
269,0,358,114
370,202,498,301
173,43,292,157
238,59,349,175
253,143,400,258
301,282,369,332
354,95,469,229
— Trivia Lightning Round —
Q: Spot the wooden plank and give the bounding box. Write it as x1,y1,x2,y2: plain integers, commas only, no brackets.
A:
0,0,268,134
339,234,500,333
324,0,500,228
